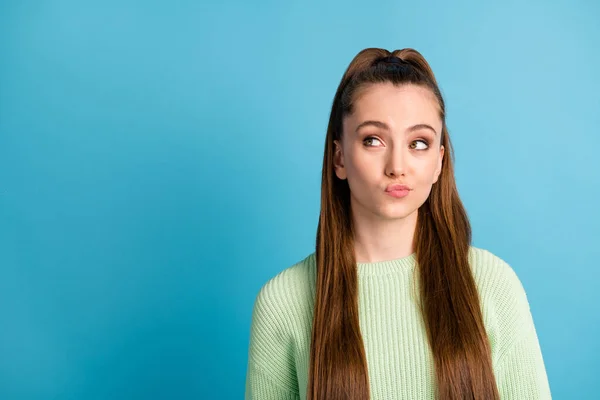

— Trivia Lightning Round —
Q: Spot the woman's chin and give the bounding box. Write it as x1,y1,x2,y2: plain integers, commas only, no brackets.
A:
377,205,417,220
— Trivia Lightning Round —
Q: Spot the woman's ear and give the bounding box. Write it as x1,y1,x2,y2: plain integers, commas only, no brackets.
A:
333,140,347,180
433,145,444,183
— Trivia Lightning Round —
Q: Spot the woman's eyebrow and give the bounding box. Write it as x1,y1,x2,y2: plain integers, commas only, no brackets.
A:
355,120,437,135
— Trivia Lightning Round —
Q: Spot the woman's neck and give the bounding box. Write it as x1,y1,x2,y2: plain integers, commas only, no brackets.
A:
352,207,418,264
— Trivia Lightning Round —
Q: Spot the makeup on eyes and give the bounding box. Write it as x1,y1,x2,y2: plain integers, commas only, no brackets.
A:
361,135,431,149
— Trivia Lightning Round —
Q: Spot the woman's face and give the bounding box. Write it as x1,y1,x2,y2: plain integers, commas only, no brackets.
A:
334,82,444,221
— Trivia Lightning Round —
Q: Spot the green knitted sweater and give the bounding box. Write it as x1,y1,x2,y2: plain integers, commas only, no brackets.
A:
245,246,552,399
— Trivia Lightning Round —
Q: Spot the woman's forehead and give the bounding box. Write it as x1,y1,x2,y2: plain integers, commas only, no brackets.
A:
346,83,442,132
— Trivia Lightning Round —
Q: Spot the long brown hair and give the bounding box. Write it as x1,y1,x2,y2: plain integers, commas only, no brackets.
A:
308,48,500,400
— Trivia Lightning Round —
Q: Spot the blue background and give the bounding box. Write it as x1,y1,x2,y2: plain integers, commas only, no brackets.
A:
1,1,598,399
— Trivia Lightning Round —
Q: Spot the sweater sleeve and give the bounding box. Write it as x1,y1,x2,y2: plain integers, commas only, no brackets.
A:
245,359,300,400
245,282,300,400
495,323,552,399
491,256,552,399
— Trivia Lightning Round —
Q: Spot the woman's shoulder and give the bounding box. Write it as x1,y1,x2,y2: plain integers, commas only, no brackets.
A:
250,252,316,328
258,252,316,298
247,254,316,394
468,246,533,335
467,245,527,297
467,246,543,366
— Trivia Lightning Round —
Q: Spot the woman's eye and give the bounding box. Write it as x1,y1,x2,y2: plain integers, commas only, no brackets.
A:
410,139,429,150
363,136,383,147
363,137,429,150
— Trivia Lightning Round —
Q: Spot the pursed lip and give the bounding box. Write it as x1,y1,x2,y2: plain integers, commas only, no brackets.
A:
386,183,411,192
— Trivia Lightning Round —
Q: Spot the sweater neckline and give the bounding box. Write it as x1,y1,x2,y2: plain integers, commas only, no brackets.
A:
357,252,417,276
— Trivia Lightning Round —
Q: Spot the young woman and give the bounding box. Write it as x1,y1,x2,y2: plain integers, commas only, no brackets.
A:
245,48,552,400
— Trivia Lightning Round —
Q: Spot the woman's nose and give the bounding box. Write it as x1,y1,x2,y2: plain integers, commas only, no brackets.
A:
385,147,406,177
